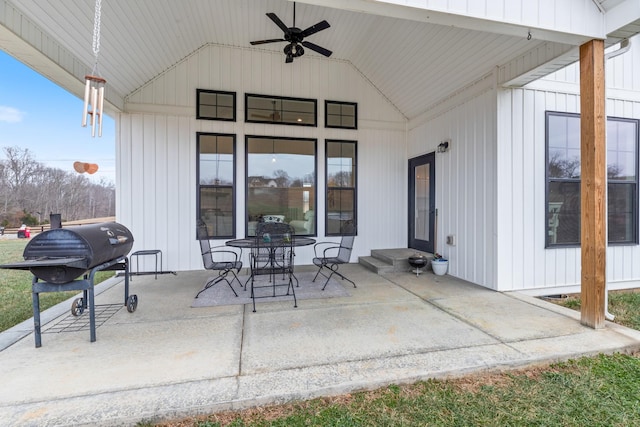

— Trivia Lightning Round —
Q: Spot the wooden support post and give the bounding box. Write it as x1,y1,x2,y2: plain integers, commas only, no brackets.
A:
579,39,606,329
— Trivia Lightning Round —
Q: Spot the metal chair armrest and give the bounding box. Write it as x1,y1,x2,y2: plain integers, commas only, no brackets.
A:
322,245,343,258
207,247,241,261
313,241,337,257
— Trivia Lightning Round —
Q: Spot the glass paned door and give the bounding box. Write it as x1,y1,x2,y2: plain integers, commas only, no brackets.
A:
409,153,435,252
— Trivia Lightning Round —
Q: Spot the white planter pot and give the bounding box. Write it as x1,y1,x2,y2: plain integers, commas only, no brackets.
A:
431,259,448,276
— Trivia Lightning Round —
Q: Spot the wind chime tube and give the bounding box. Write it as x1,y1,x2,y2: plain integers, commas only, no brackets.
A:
91,86,97,137
97,85,104,137
82,78,91,127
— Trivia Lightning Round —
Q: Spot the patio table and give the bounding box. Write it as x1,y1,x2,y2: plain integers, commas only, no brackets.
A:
226,236,316,290
226,236,316,249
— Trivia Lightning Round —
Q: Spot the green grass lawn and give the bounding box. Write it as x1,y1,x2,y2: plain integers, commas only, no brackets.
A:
0,239,113,332
150,353,640,427
552,291,640,330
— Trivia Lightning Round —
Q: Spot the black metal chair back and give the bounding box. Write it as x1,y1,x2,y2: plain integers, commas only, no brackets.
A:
195,220,242,298
312,221,357,290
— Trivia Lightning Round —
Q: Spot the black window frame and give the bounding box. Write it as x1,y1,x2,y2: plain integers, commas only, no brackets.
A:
325,139,358,236
245,93,317,127
196,89,236,121
245,135,318,237
196,132,237,239
325,100,358,129
545,111,639,248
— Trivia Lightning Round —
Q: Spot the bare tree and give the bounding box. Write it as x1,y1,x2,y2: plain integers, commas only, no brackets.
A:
0,146,115,226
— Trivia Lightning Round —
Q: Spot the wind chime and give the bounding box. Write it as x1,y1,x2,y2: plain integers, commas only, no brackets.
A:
82,0,106,137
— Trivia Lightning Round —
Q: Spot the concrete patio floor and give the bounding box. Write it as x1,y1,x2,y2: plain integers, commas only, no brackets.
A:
1,264,640,426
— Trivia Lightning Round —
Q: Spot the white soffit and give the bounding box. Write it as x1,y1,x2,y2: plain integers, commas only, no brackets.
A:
2,0,639,120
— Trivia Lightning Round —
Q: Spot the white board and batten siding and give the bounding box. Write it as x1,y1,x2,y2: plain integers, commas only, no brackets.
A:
497,34,640,294
408,75,499,290
117,44,407,272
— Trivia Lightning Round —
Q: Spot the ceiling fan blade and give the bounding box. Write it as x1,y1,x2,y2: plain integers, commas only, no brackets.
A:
301,20,330,38
250,38,286,45
266,13,290,34
301,41,332,57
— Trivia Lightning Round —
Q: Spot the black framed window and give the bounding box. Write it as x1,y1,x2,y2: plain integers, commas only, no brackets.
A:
546,111,639,247
197,133,236,238
326,140,357,236
246,136,316,236
197,89,236,121
325,101,357,129
245,94,316,126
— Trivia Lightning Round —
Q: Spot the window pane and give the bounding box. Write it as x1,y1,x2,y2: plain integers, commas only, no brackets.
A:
325,101,357,129
327,189,355,235
247,137,316,236
200,187,234,236
327,143,355,187
607,119,637,181
608,182,636,243
246,95,316,126
548,114,581,179
198,133,235,238
326,140,357,235
199,135,234,185
548,181,580,245
197,90,235,121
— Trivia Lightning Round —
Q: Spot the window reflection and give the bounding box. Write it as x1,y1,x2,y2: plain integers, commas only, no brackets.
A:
246,136,316,236
198,134,235,238
546,112,639,246
326,140,357,235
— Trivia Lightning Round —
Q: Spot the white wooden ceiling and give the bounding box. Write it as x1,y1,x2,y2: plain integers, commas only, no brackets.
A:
3,0,639,120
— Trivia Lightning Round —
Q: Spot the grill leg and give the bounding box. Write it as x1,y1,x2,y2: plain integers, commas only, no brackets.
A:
88,282,96,342
32,279,42,348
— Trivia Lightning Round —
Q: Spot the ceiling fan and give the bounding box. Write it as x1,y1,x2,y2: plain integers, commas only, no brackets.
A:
250,2,332,63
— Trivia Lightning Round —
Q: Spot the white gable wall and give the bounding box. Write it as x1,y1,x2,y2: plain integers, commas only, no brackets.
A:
116,45,407,271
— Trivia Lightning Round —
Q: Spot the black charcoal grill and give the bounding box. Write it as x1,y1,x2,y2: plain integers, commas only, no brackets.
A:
0,222,138,347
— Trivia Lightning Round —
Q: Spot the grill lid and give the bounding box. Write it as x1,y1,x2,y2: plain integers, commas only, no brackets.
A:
0,222,134,284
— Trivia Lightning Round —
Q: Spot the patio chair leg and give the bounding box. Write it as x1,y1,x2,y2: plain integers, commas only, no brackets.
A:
334,271,356,288
312,265,325,282
195,270,238,299
320,265,356,291
287,275,297,308
250,275,257,312
229,270,244,289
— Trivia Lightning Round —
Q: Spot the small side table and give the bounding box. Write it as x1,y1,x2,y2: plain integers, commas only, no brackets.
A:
130,250,162,279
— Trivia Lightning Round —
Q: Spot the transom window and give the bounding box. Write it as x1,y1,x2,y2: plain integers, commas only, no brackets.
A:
326,140,357,235
325,101,357,129
197,133,236,238
246,136,316,236
196,89,236,121
245,94,316,126
546,111,639,247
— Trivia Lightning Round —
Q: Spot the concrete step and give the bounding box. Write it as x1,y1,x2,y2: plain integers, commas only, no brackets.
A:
358,256,395,274
370,248,433,272
359,248,434,275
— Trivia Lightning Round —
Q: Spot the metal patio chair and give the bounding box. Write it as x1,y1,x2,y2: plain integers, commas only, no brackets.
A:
195,220,243,299
249,222,297,312
312,221,357,290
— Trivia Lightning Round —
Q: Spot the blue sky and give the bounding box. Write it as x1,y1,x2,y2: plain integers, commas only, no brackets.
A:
0,50,115,184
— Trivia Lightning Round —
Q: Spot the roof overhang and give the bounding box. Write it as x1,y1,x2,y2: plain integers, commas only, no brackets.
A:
1,0,639,119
